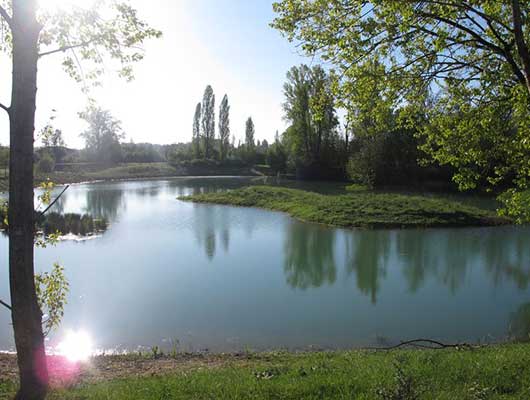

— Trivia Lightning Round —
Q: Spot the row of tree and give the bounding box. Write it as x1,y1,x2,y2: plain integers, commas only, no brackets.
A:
191,85,262,163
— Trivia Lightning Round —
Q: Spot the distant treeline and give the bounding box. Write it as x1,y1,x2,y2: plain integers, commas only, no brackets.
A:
26,66,462,191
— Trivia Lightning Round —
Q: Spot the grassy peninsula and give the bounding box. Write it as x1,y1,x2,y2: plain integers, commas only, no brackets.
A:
182,185,508,228
2,344,530,399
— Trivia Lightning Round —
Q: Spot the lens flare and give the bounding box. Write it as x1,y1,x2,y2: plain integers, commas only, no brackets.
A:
57,330,93,362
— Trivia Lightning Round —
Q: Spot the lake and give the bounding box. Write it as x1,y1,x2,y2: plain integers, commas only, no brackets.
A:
1,177,530,354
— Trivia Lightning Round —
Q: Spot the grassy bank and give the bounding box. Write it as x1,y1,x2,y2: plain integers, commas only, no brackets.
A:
182,185,508,228
2,344,530,399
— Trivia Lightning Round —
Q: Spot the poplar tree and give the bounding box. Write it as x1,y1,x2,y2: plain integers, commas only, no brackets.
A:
201,85,215,159
218,94,230,161
192,102,201,158
245,117,256,151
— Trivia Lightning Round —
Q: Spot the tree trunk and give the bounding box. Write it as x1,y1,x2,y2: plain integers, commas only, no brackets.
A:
512,0,530,95
9,1,48,399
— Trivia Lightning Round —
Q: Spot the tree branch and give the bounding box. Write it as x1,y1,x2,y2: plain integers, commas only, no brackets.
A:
511,0,530,92
38,40,95,58
37,185,70,220
0,102,9,114
0,5,12,28
0,299,12,311
365,338,472,351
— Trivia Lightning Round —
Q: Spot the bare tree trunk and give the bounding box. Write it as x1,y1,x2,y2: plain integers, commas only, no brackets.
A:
9,1,48,399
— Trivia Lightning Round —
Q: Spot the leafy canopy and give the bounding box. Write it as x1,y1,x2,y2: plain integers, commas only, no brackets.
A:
272,0,530,219
0,0,161,86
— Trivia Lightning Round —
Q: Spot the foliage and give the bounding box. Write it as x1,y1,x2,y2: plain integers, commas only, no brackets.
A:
245,117,255,151
36,1,162,85
79,105,125,164
347,126,438,189
35,264,69,336
121,142,166,163
0,200,7,229
192,102,202,159
41,212,107,236
40,125,65,149
182,185,506,228
201,85,216,159
498,189,530,224
282,64,340,169
266,141,287,173
271,0,530,218
0,145,8,169
37,152,56,173
219,95,230,161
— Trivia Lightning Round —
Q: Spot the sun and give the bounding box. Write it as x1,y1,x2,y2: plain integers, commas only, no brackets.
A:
57,330,93,363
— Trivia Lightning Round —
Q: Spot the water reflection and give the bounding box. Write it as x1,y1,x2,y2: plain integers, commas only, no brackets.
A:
284,222,336,289
194,214,530,303
509,302,530,342
191,202,253,261
84,188,125,220
345,231,391,304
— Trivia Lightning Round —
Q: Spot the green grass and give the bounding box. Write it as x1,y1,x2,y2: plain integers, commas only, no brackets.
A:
2,344,530,399
182,185,508,228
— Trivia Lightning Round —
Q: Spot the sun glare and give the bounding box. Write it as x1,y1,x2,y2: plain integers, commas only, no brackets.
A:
57,330,93,363
39,0,96,12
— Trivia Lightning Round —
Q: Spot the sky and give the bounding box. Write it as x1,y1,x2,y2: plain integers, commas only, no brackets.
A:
0,0,311,149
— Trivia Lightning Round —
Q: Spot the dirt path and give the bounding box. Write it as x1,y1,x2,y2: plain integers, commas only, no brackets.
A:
0,353,254,388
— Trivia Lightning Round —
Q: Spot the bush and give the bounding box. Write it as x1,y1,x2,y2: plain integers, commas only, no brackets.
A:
37,153,55,173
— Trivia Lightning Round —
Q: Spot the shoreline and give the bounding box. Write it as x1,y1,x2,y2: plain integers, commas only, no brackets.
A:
2,343,530,398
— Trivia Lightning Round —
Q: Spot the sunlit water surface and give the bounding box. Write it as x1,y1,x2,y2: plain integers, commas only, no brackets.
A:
1,177,530,354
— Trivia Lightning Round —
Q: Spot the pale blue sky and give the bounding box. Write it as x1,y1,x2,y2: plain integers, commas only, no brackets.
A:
0,0,311,149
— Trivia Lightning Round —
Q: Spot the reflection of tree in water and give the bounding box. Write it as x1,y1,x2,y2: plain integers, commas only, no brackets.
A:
397,228,530,294
482,230,530,290
396,231,436,293
280,225,530,304
84,188,125,221
132,185,161,198
192,203,246,260
440,233,479,292
284,222,337,289
345,231,390,304
509,302,530,342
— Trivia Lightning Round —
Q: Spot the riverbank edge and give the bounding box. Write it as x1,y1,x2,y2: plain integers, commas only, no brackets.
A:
0,162,264,193
2,343,530,398
181,185,511,229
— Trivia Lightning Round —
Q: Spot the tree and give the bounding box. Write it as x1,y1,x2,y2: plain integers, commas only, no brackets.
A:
192,102,201,159
282,64,339,168
0,1,160,397
79,106,125,164
40,125,64,148
201,85,215,159
245,117,255,151
218,94,230,161
272,1,530,217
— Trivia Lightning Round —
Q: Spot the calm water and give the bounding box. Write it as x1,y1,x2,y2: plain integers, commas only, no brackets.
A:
1,177,530,353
